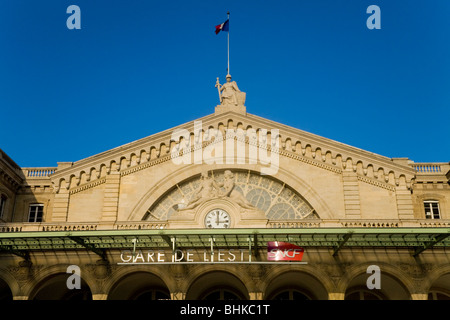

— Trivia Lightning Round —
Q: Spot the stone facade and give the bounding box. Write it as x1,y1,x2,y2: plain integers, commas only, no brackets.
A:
0,100,449,300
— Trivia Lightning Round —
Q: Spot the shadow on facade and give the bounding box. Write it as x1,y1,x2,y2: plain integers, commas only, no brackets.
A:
185,271,249,300
428,273,450,300
264,271,328,300
1,268,450,300
0,278,12,300
107,271,170,300
29,273,92,300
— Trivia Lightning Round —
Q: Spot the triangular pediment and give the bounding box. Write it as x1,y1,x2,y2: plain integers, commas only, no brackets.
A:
50,110,415,193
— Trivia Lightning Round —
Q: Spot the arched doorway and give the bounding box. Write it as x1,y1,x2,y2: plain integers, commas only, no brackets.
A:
428,273,450,300
108,272,170,300
345,287,386,300
264,271,328,300
269,289,312,300
186,271,249,300
30,273,92,300
344,271,410,300
0,278,12,300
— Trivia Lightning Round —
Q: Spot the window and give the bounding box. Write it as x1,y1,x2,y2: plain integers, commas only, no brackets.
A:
28,204,44,222
133,290,170,301
345,289,384,300
424,201,440,219
202,289,241,300
0,195,6,218
428,290,450,300
271,289,312,300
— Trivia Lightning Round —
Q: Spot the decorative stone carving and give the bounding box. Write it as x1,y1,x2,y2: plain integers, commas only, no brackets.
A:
148,170,315,222
315,263,347,287
396,263,433,279
179,171,222,210
220,170,255,209
179,170,255,211
7,262,42,283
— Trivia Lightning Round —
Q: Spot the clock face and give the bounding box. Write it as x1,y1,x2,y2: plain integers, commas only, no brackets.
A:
205,209,230,229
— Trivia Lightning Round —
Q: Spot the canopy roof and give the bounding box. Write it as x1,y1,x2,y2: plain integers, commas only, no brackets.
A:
1,228,449,260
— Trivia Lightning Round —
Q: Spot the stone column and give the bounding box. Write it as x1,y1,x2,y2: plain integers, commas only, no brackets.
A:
171,292,186,300
328,292,345,300
92,293,108,300
249,292,263,300
13,295,29,300
411,293,428,300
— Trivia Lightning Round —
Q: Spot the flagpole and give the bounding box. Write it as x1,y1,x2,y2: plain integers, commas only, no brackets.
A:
227,11,230,75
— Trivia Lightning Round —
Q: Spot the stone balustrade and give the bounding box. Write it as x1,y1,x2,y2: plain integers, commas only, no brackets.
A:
413,163,449,175
21,167,57,178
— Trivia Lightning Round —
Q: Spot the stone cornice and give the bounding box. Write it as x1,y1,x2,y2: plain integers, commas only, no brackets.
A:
47,110,418,193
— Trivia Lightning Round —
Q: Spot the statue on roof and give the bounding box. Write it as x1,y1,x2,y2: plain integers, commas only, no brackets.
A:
215,74,246,106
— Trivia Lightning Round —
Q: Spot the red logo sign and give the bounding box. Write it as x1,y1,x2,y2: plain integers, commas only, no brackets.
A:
267,242,304,261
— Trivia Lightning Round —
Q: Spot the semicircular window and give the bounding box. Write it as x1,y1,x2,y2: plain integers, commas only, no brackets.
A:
144,170,316,221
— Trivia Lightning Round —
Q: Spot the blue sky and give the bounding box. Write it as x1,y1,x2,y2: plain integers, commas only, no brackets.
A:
1,0,449,167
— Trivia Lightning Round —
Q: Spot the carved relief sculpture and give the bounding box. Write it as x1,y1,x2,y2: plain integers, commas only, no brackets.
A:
218,170,255,209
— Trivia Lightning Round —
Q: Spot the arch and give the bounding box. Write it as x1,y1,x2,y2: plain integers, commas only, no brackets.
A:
355,161,364,175
28,269,93,300
345,286,386,300
149,146,158,160
262,266,332,300
128,164,333,221
185,269,250,300
79,171,87,184
103,266,176,298
89,166,99,180
422,265,450,299
0,277,12,300
22,264,98,299
68,174,78,188
107,271,171,300
0,269,20,299
337,263,413,300
140,149,148,162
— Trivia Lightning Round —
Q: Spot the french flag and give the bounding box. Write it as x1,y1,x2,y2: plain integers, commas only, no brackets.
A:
215,19,229,34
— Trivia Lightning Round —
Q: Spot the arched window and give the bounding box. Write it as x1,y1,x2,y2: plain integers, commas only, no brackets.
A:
270,289,312,300
133,289,170,300
428,290,450,300
201,288,242,300
345,289,385,300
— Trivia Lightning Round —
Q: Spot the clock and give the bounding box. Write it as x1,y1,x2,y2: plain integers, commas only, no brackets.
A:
204,209,230,229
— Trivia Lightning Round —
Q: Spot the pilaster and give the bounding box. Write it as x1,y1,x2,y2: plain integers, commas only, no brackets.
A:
52,189,70,222
343,170,361,218
249,292,263,300
328,292,345,300
92,293,108,300
396,187,414,219
171,292,186,300
101,172,121,222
